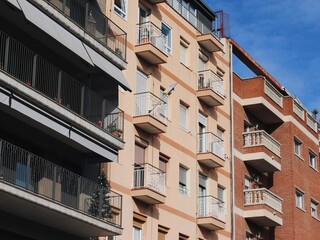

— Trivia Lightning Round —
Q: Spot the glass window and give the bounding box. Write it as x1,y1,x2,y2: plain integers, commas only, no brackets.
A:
179,103,188,131
179,165,188,195
133,226,142,240
311,200,318,218
135,144,145,165
218,185,225,202
295,189,304,209
294,138,302,156
180,43,187,65
161,22,171,54
114,0,127,18
309,151,317,169
244,176,251,190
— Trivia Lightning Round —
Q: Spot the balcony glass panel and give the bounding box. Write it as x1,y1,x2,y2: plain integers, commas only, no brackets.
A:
0,31,124,140
198,70,225,98
198,195,225,222
197,132,224,159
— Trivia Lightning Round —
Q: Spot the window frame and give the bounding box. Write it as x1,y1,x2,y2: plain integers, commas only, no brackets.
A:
179,102,188,131
161,22,172,54
179,41,188,66
309,150,317,170
114,0,127,19
294,137,302,157
179,164,189,195
311,199,318,218
295,188,304,210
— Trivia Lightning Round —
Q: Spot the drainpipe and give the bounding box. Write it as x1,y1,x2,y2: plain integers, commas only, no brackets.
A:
229,41,235,240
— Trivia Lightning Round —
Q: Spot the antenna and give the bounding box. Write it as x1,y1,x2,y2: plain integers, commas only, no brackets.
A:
163,83,177,95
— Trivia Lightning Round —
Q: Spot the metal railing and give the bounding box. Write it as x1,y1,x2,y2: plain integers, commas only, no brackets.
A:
39,0,127,60
264,81,283,108
307,113,318,132
197,195,226,222
0,31,124,140
134,92,167,124
198,70,225,98
136,22,169,54
197,132,224,159
243,130,281,157
0,139,122,227
244,188,283,214
167,0,220,38
293,100,305,120
133,163,166,196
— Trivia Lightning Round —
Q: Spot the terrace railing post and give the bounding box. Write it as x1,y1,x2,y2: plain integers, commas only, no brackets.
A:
26,154,31,190
0,140,2,179
4,36,10,72
52,165,57,200
101,99,106,129
31,55,37,87
76,177,81,209
57,71,62,101
80,86,85,116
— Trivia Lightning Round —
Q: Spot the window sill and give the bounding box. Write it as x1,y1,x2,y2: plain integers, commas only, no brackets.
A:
294,153,304,162
310,165,319,173
180,62,192,71
312,216,320,221
296,206,306,213
114,7,127,21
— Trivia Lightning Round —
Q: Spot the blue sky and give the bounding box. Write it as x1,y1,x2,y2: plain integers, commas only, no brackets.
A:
205,0,320,112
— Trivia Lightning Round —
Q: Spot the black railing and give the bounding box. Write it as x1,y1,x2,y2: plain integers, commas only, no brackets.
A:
0,139,122,227
37,0,127,60
0,31,124,140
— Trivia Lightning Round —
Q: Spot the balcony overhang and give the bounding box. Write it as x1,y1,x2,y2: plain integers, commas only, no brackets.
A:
131,188,166,204
197,217,225,230
244,209,283,227
197,89,225,106
133,115,167,134
196,34,224,52
243,152,281,172
242,98,284,124
0,181,122,237
197,152,225,168
134,43,168,65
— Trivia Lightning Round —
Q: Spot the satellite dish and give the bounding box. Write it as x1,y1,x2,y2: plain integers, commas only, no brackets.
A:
163,83,177,95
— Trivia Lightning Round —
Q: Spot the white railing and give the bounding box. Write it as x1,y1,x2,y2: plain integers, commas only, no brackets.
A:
264,81,283,108
136,22,169,54
293,100,305,120
133,163,166,195
198,195,226,222
244,188,283,213
197,132,224,159
198,70,225,98
134,92,167,124
243,130,281,157
307,113,318,132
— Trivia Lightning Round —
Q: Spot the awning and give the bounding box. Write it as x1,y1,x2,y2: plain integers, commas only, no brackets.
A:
83,44,131,91
17,0,94,66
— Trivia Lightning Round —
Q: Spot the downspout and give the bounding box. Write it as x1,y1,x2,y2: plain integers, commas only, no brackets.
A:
229,41,235,240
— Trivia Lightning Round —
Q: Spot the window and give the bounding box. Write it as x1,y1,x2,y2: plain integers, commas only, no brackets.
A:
135,144,146,165
245,232,252,240
133,226,142,240
294,138,302,157
114,0,127,18
218,185,225,202
309,151,317,169
179,233,189,240
179,103,188,131
158,225,169,240
106,237,115,240
180,42,188,65
133,213,146,240
311,200,318,218
161,22,171,54
217,127,224,140
179,165,188,195
295,189,304,209
244,176,252,190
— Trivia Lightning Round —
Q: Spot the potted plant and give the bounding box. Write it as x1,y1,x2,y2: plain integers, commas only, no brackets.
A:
107,123,122,138
115,48,123,58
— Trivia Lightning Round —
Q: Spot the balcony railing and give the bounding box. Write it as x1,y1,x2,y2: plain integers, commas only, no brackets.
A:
307,113,318,132
198,195,225,222
136,22,169,54
40,0,127,60
134,92,167,124
198,70,225,98
133,163,166,196
0,31,124,140
0,139,122,227
264,81,283,108
167,0,220,38
293,100,305,120
244,188,283,214
197,132,224,159
243,130,281,157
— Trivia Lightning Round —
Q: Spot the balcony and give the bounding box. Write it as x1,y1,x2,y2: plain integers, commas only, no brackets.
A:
242,131,281,172
307,113,318,132
31,0,127,63
196,33,224,52
197,195,226,230
0,31,124,146
133,92,167,134
197,132,225,168
134,22,169,65
132,163,166,204
244,188,283,227
197,70,225,106
243,80,283,124
0,139,123,237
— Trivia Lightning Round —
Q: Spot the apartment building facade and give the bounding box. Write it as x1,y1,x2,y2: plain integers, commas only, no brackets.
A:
231,39,320,240
0,0,130,239
104,0,232,239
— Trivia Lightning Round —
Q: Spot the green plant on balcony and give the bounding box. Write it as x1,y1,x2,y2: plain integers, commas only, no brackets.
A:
115,48,123,58
106,123,122,138
88,171,113,219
